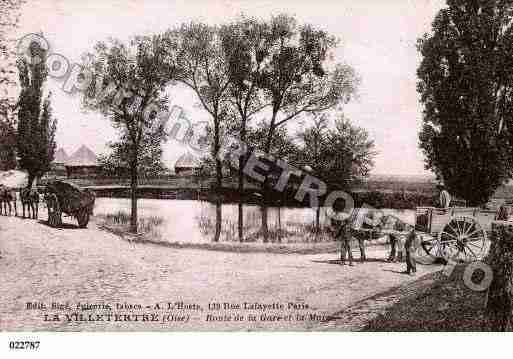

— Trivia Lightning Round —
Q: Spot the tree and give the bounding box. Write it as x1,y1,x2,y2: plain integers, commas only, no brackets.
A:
98,134,167,179
296,114,375,232
1,0,25,170
327,116,376,185
255,14,359,241
246,121,298,242
16,43,57,187
295,114,329,232
221,17,269,242
166,23,234,242
82,35,175,232
1,0,25,116
417,0,513,206
0,120,17,170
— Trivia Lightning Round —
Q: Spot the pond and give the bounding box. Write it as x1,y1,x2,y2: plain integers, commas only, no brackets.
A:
93,198,415,244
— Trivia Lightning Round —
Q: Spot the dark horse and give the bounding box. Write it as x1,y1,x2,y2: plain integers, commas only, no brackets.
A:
20,187,40,219
0,185,17,216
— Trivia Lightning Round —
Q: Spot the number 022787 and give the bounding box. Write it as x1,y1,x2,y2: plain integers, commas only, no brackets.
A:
9,341,40,350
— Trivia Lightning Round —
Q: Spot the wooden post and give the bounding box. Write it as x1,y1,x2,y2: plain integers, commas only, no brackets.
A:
485,222,513,331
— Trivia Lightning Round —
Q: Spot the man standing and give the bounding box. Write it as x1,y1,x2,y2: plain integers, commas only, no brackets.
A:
334,217,353,266
387,219,406,262
404,229,421,275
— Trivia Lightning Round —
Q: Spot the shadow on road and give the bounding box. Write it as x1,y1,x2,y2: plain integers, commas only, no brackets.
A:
311,257,390,265
37,220,83,230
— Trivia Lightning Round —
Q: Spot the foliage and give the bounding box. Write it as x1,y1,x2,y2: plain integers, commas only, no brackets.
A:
98,132,168,178
326,115,376,187
249,14,359,241
219,17,270,242
352,190,435,210
417,0,513,206
246,120,298,160
16,42,57,186
165,22,235,242
82,35,175,232
0,0,25,121
1,0,25,170
0,120,16,170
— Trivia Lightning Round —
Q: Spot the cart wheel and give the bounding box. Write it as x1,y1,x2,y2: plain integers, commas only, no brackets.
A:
438,216,487,262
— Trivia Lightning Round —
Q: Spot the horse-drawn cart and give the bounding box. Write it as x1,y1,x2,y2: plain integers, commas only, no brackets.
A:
413,206,502,262
351,203,512,263
44,180,96,228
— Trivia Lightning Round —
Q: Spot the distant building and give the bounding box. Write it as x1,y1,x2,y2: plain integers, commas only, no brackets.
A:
65,145,100,178
174,152,202,176
48,148,69,178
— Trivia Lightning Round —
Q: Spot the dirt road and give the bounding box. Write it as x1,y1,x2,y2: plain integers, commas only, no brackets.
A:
0,215,442,331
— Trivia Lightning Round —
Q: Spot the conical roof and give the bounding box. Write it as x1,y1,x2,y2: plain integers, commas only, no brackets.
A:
53,148,69,164
66,145,98,167
175,152,201,169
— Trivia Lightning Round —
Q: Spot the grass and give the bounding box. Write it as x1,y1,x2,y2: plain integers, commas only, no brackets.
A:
363,265,488,331
96,210,164,240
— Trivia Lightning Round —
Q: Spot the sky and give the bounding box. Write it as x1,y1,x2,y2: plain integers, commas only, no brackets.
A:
14,0,446,176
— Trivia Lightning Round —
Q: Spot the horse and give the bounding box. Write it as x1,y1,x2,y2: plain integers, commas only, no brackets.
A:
20,187,40,219
0,185,17,216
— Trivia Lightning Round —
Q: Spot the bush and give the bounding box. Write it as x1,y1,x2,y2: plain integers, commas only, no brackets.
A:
97,210,164,238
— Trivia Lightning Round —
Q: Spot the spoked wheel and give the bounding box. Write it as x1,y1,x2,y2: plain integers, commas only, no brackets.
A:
438,216,487,262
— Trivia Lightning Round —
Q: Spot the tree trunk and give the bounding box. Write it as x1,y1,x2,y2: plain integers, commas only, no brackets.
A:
261,199,269,243
130,156,138,234
260,122,275,243
27,173,35,189
213,120,222,243
238,123,246,243
238,167,244,242
315,206,321,240
277,203,281,243
485,222,513,330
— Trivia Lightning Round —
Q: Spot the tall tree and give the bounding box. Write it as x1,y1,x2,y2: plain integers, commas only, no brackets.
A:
82,35,175,232
255,14,358,241
17,43,57,186
221,17,268,242
166,23,234,242
0,120,17,170
418,0,513,206
1,0,25,170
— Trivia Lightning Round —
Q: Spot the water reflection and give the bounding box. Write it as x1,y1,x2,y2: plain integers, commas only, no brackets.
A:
93,198,415,244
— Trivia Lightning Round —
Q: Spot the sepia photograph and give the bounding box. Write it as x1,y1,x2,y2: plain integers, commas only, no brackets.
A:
2,0,513,343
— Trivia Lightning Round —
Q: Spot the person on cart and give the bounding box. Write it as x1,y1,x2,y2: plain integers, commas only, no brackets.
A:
437,184,451,209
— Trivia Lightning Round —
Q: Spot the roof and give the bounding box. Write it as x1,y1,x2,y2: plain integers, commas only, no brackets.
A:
66,145,99,167
53,148,69,164
175,152,201,169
